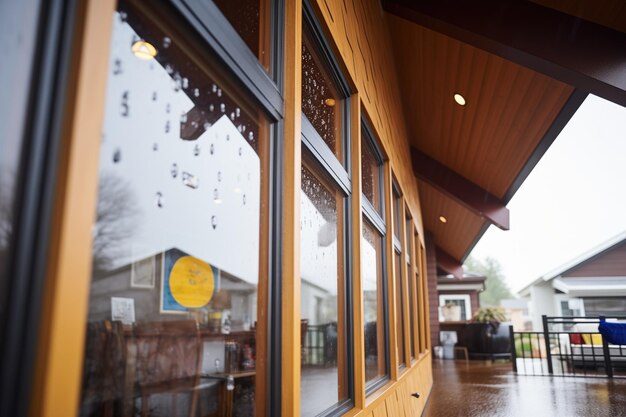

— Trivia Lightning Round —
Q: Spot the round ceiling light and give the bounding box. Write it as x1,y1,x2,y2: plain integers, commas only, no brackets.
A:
453,93,466,106
439,216,448,224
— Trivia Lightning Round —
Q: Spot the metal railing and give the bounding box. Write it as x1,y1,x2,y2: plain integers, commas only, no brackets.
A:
512,315,626,378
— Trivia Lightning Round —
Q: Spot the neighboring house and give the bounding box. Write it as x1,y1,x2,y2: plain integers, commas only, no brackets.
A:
437,272,486,322
500,298,531,331
519,231,626,330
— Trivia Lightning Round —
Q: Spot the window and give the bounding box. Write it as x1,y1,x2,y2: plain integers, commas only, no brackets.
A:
439,294,472,321
392,184,406,368
406,214,416,361
300,4,353,415
79,2,282,416
361,118,389,392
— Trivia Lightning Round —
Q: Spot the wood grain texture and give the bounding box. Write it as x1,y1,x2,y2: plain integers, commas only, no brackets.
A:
29,1,116,416
529,0,626,34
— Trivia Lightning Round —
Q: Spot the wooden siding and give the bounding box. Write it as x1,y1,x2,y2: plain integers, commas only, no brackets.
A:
564,242,626,278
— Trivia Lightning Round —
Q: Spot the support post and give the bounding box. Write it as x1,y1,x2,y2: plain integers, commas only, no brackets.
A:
542,315,553,374
600,316,614,378
509,325,517,373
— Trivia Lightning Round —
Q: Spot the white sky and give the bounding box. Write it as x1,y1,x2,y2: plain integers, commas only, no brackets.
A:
469,94,626,294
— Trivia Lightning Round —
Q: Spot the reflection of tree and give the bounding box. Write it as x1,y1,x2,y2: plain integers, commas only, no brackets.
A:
92,174,139,275
0,177,13,276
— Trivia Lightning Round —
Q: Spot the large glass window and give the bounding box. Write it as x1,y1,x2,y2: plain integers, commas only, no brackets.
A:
300,6,353,415
392,186,406,368
79,3,276,416
360,118,389,391
406,216,416,361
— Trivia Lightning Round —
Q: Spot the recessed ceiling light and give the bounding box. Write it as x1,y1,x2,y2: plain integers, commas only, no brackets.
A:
439,216,448,224
453,93,466,106
131,40,157,60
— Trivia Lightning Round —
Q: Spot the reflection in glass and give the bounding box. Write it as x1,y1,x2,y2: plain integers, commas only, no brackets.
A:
393,191,401,238
395,250,405,367
302,29,343,161
80,5,267,417
406,221,416,359
361,136,381,213
299,163,347,416
362,220,387,383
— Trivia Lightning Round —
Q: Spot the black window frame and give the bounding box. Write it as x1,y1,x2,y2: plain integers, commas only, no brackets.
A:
299,2,355,415
361,117,391,395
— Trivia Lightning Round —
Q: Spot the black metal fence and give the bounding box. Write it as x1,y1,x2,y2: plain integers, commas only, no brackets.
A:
512,315,626,378
302,323,338,367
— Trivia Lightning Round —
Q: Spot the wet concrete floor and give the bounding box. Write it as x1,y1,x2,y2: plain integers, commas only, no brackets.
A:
422,360,626,417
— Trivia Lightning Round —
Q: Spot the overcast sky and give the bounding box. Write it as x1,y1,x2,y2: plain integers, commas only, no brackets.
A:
469,94,626,294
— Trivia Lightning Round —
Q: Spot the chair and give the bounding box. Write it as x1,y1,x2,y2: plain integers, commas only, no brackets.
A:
132,320,202,417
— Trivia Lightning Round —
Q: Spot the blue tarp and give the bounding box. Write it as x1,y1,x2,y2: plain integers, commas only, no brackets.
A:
598,318,626,345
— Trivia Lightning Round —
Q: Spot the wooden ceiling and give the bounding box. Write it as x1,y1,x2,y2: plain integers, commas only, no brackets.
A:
385,13,575,263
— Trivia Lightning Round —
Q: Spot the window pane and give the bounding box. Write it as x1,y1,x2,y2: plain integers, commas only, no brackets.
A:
395,251,405,366
213,0,271,71
393,191,400,238
302,29,343,162
361,137,381,213
362,220,387,383
408,266,416,359
0,0,40,327
300,162,347,416
80,6,269,417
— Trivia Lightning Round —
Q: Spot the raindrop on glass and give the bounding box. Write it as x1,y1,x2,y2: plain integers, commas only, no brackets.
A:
211,215,217,230
155,192,164,208
217,171,222,182
113,148,121,163
172,76,181,92
238,125,243,132
193,88,200,97
230,112,235,121
209,104,215,112
217,88,222,97
165,120,170,133
213,188,220,200
120,91,129,117
182,171,199,189
153,143,158,151
193,144,200,156
163,36,171,48
220,103,226,113
212,84,217,93
243,194,246,205
226,134,230,141
113,59,123,75
119,11,128,22
165,64,174,74
248,131,254,141
238,147,242,156
180,112,188,123
152,91,157,101
182,78,189,89
235,108,241,118
203,122,212,130
210,143,214,155
170,163,178,178
166,103,171,113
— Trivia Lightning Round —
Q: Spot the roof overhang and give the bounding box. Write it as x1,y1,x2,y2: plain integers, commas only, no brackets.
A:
552,277,626,297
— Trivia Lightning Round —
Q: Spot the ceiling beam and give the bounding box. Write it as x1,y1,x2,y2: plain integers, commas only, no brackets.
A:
436,246,464,279
412,148,510,230
383,0,626,107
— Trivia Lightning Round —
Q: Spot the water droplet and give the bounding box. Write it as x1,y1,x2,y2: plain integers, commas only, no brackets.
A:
170,163,178,178
242,125,247,132
220,103,226,113
119,11,128,22
238,125,243,132
213,188,221,203
193,144,200,156
182,78,189,89
163,37,171,48
211,215,217,229
172,77,181,92
226,134,230,141
243,194,246,205
210,143,214,155
152,91,157,101
230,112,235,121
165,64,174,74
248,131,254,141
182,171,199,189
180,112,188,123
203,122,212,130
217,88,222,97
155,192,164,208
235,108,241,118
153,143,158,151
120,91,129,117
165,121,170,133
217,171,222,182
191,121,198,129
113,59,123,75
209,104,215,112
113,148,121,163
212,84,217,93
193,88,200,97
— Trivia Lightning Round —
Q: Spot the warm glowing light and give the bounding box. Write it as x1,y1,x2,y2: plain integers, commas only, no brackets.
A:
453,93,466,106
439,216,447,223
324,98,336,107
131,40,157,60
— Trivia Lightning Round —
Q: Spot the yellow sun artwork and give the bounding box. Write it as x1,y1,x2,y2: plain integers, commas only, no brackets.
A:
169,255,215,308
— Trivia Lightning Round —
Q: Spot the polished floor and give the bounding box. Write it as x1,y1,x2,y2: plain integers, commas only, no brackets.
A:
423,359,626,417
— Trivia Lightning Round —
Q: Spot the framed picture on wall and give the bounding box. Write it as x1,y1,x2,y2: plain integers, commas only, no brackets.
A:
160,248,220,314
131,255,156,289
